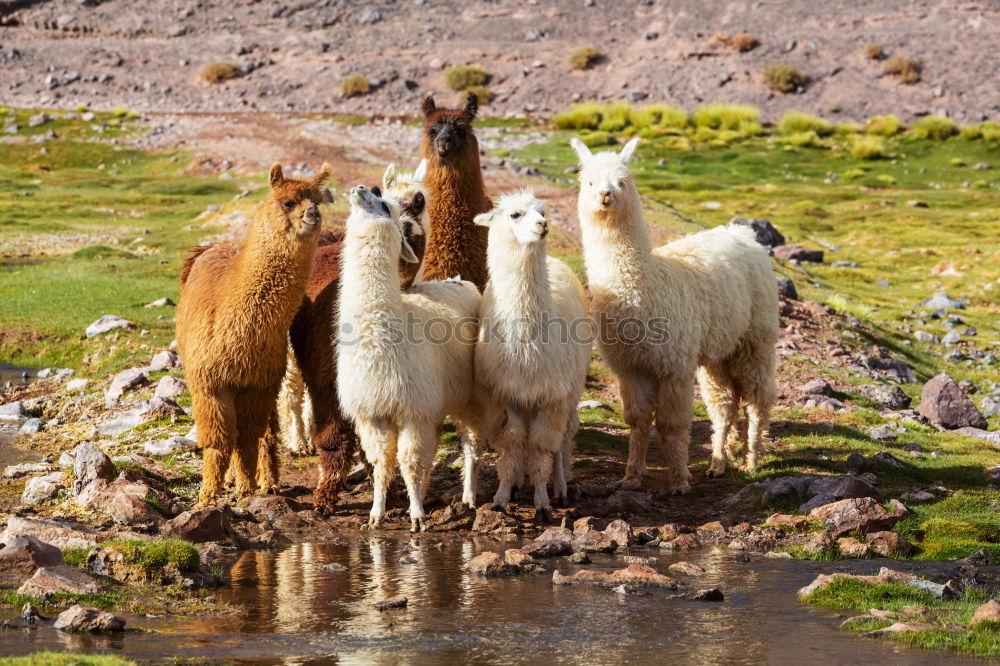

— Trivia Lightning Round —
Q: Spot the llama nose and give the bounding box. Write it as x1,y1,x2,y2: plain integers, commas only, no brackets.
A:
600,190,612,206
540,221,549,237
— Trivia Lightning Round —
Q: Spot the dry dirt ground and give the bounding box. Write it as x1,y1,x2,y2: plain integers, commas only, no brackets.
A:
2,0,999,123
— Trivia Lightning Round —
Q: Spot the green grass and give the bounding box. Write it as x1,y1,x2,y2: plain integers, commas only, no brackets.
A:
895,490,1000,559
805,577,1000,658
102,539,199,577
0,654,135,666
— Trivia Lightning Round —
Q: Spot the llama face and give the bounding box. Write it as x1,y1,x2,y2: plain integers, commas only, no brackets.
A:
476,190,548,245
268,162,332,236
421,94,478,161
571,137,640,219
348,185,420,264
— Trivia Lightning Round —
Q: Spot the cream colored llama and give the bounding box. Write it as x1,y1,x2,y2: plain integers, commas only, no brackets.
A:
337,185,481,531
572,137,778,493
474,190,590,518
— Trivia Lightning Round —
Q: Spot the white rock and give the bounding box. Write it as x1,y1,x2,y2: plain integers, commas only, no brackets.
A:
144,436,197,457
3,463,57,479
18,418,44,435
149,350,180,371
154,375,187,399
21,472,65,504
85,315,135,338
66,378,90,391
0,401,31,423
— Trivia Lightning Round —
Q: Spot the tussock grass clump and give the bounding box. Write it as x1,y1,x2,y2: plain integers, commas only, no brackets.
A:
716,32,758,52
843,168,867,181
961,121,1000,141
569,45,602,70
0,653,135,665
577,131,617,148
553,101,688,133
834,123,860,136
553,101,604,130
445,65,488,91
866,114,901,136
104,539,200,578
341,74,370,97
778,112,833,137
895,490,1000,560
643,103,688,129
762,64,805,92
786,131,821,148
597,102,634,132
849,135,887,160
692,103,761,133
200,62,241,84
463,85,493,104
864,43,885,60
884,55,921,84
911,115,957,141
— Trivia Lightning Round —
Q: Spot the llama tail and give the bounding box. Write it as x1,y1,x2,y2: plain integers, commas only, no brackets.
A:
180,245,212,286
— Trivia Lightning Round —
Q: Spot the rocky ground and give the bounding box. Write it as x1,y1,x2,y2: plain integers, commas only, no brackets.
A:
2,0,999,122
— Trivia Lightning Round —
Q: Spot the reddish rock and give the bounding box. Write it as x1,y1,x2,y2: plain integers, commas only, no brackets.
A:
73,441,114,494
808,497,899,535
668,561,706,576
472,507,519,534
764,514,810,531
867,531,914,557
110,492,162,525
917,373,987,429
697,520,728,537
603,519,633,548
572,517,606,535
523,540,572,558
836,537,871,558
971,600,1000,627
18,565,103,598
657,523,683,541
53,605,126,632
162,508,238,544
659,533,700,551
0,536,65,587
537,526,574,543
469,551,510,577
571,529,616,553
612,564,678,588
773,244,824,262
1,517,99,551
504,549,542,572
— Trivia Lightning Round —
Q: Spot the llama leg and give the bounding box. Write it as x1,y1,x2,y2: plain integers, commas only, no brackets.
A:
358,419,397,529
619,372,656,489
553,406,578,506
697,365,739,478
526,406,566,518
302,385,316,455
397,420,438,532
279,352,307,455
194,390,237,507
312,399,357,514
256,408,281,493
491,408,526,510
455,419,481,509
655,375,695,495
731,338,777,473
725,414,749,462
234,393,271,498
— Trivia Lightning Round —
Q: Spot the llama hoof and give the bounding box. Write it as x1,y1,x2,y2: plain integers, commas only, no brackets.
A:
620,477,642,491
668,484,691,496
705,466,725,479
365,517,383,530
534,507,552,523
739,463,756,474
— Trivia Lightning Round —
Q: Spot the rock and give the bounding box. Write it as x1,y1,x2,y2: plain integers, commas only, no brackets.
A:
864,621,937,637
162,508,238,545
110,492,162,525
918,373,987,429
622,555,657,566
728,217,785,247
28,112,49,127
802,379,834,396
668,561,706,576
603,519,633,548
919,293,965,310
20,472,65,504
315,562,349,573
0,401,31,423
539,525,576,542
18,565,102,598
577,399,610,410
3,462,57,479
971,600,1000,627
53,605,126,632
684,588,724,601
659,534,700,551
900,490,936,503
504,549,542,573
571,529,616,553
808,497,899,535
604,489,653,514
73,441,114,494
808,475,883,502
837,537,871,558
0,536,65,587
888,499,912,518
567,551,591,564
907,577,962,600
656,523,683,541
105,367,150,407
65,378,90,392
427,502,475,531
914,331,940,344
144,297,174,308
374,595,407,611
942,329,962,346
858,384,911,410
246,495,296,521
85,315,135,338
776,276,798,300
18,418,45,435
867,531,914,557
868,426,897,442
764,514,810,531
359,9,381,24
97,398,181,437
1,517,98,551
523,540,572,558
469,551,511,576
861,353,918,384
773,244,824,262
145,436,197,457
697,521,728,537
149,350,181,371
872,451,905,469
953,427,1000,449
472,507,519,534
572,518,605,535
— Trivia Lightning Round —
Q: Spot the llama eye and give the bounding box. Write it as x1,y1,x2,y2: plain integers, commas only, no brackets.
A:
587,182,593,187
283,200,295,211
510,212,521,219
617,180,624,188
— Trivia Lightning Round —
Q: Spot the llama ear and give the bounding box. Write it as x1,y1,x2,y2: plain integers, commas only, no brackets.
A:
464,92,479,119
570,137,592,164
269,163,284,188
313,162,333,187
383,164,397,191
409,191,426,218
399,235,420,264
473,208,497,227
619,137,641,164
421,96,436,117
413,159,428,183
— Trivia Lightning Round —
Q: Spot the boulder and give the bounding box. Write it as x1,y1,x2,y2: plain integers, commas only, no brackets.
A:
1,517,99,550
954,427,1000,449
4,462,57,479
73,441,114,494
504,549,542,573
776,276,798,300
971,600,1000,627
539,526,575,542
918,293,965,310
867,531,914,557
246,495,296,521
18,565,102,598
85,315,135,338
808,475,882,502
105,368,150,407
53,605,126,632
802,379,834,396
836,537,871,558
110,492,163,525
861,353,918,384
145,436,197,457
523,540,572,558
858,384,912,410
0,401,31,424
659,534,700,551
469,551,511,577
149,350,181,371
162,508,238,544
19,418,45,435
571,529,616,553
603,519,633,548
0,536,65,587
668,561,706,576
917,373,987,429
773,244,824,262
572,517,605,535
154,375,188,399
728,217,785,247
764,514,810,531
20,472,65,504
808,497,899,535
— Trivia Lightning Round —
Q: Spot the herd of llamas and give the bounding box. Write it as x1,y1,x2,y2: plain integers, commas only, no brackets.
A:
175,92,780,531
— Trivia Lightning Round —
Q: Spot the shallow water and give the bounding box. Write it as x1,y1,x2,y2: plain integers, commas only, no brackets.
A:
0,533,986,665
0,362,36,386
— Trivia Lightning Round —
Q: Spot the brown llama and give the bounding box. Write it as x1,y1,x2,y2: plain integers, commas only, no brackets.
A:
289,184,428,514
419,92,492,290
176,163,331,506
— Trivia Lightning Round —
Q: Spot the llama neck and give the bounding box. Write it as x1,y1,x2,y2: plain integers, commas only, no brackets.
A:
488,241,551,319
580,187,653,294
229,215,314,323
340,225,403,322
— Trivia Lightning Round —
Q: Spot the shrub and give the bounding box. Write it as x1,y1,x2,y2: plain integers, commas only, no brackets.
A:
445,65,488,91
644,103,688,129
569,45,602,70
787,131,821,147
864,43,885,60
843,168,867,181
950,157,966,167
762,64,805,93
341,74,370,97
849,135,887,160
200,62,241,84
692,103,760,131
578,131,617,148
463,85,493,104
597,102,633,132
553,101,603,130
778,112,833,136
834,123,860,136
866,114,901,136
883,55,921,84
111,105,129,118
104,539,199,578
911,115,957,140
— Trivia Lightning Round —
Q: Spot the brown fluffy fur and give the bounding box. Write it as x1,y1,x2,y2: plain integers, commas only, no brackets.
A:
289,192,427,514
419,93,491,290
176,162,331,506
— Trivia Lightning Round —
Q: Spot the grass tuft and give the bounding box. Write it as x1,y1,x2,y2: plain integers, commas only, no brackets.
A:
200,62,241,84
103,539,200,578
569,45,602,70
445,65,488,91
0,653,135,666
911,115,958,141
866,114,902,136
778,112,833,137
691,103,760,132
849,134,888,160
340,74,370,97
884,55,921,84
864,43,885,60
762,64,805,93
